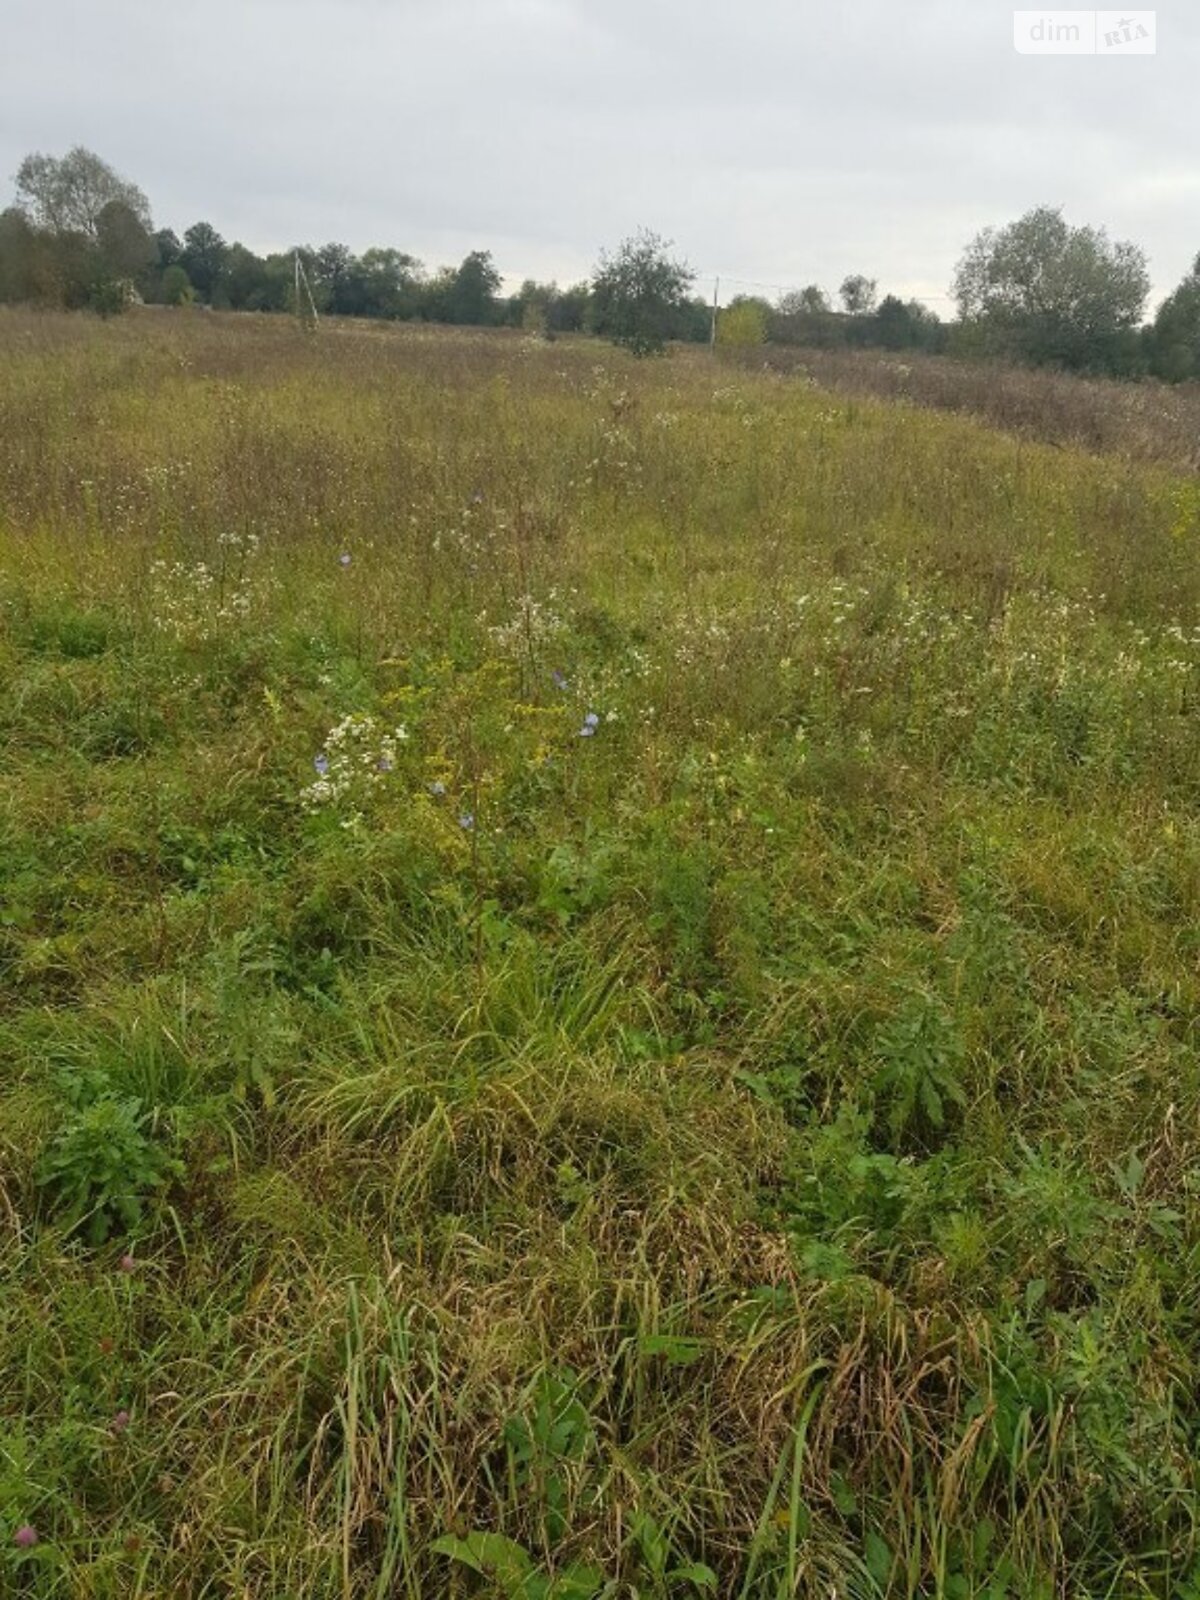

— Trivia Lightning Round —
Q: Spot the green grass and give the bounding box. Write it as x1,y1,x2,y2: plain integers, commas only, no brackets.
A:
2,307,1200,1597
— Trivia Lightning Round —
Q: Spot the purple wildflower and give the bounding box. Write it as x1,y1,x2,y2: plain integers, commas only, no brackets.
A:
13,1526,37,1549
579,725,595,738
377,757,393,773
551,670,569,691
314,753,330,777
110,1410,131,1435
118,1254,136,1274
458,812,475,831
584,712,600,728
429,781,446,797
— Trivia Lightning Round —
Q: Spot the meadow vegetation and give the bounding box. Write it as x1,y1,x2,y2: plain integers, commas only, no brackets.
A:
2,307,1200,1597
754,346,1200,477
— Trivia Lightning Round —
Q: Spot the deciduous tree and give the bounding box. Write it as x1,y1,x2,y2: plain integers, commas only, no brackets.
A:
590,230,695,356
952,206,1148,370
839,273,878,315
15,146,151,240
1151,252,1200,382
182,222,229,303
717,296,769,348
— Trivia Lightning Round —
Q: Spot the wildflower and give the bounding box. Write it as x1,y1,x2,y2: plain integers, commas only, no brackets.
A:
579,725,595,738
118,1254,136,1274
110,1410,131,1435
377,757,393,773
488,593,566,654
429,781,446,797
458,812,475,831
338,552,352,568
584,712,600,728
314,753,330,777
14,1526,38,1549
551,670,569,690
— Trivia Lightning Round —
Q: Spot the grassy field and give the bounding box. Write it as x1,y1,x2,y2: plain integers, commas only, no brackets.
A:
2,307,1200,1598
752,346,1200,478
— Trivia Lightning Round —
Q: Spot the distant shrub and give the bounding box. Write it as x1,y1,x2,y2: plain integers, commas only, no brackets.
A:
161,263,194,306
717,299,768,349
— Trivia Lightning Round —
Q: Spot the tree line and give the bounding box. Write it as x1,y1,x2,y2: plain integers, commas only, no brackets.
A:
0,148,712,341
2,147,1199,383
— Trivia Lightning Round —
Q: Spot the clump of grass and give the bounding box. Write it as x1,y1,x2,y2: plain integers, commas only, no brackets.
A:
1,309,1199,1596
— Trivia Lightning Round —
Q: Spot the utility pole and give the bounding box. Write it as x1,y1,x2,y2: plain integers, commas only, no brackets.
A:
709,276,720,351
294,250,319,331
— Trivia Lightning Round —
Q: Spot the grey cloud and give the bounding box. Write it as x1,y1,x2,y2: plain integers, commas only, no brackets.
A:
2,0,1196,307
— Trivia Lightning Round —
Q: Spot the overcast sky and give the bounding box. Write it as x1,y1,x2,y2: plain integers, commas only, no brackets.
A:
2,0,1197,310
